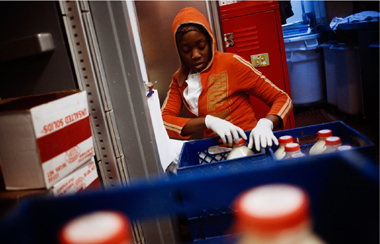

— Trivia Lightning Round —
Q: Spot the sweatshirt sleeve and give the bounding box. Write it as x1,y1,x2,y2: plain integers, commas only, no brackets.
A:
161,79,192,139
231,54,293,126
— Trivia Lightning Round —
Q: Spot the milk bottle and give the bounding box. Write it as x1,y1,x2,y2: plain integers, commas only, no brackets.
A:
233,184,327,244
227,138,254,160
283,143,301,159
336,145,353,151
274,135,293,160
309,129,332,155
323,136,342,154
290,152,306,158
59,211,133,244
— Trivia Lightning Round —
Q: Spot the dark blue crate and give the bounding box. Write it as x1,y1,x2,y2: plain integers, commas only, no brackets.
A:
177,121,376,241
178,132,273,178
0,151,378,244
178,121,376,242
177,132,276,241
269,121,376,161
178,121,376,240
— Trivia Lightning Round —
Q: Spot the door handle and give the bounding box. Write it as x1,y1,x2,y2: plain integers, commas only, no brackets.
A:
0,33,55,62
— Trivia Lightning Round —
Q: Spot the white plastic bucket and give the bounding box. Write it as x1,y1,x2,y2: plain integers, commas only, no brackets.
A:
284,34,325,105
330,44,363,115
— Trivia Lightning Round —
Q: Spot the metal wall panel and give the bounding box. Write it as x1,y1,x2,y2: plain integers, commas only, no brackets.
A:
0,1,77,99
87,1,164,179
59,0,124,189
69,1,180,243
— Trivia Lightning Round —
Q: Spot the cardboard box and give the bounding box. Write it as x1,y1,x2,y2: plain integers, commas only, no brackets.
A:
51,157,101,197
0,90,94,190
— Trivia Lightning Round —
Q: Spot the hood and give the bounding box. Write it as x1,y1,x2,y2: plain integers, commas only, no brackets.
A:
172,7,216,86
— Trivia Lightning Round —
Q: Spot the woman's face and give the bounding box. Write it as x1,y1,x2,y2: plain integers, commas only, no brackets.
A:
177,31,211,73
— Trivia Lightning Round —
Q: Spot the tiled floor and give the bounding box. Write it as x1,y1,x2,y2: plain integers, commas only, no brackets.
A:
293,102,379,163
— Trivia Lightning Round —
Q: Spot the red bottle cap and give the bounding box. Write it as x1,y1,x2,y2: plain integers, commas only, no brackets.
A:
279,135,293,144
218,138,247,147
234,138,247,146
317,129,332,138
285,143,300,152
59,211,133,244
325,136,341,146
234,184,310,234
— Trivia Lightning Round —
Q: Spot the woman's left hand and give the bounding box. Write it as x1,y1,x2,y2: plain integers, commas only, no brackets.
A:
248,118,279,151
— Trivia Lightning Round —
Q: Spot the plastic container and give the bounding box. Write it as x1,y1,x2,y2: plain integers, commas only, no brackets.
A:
330,44,363,115
233,184,326,244
323,136,342,154
226,139,254,160
177,134,270,240
0,151,378,244
59,211,133,244
274,135,293,160
336,145,353,151
290,152,306,158
309,129,333,155
284,33,325,105
320,42,338,106
268,121,376,163
283,143,301,159
177,133,269,178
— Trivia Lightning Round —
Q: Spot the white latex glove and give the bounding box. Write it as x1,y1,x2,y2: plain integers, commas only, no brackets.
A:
205,115,247,146
248,118,279,151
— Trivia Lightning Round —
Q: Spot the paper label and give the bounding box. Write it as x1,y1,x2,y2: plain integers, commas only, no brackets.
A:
251,53,270,67
52,158,99,196
42,137,94,188
31,91,89,138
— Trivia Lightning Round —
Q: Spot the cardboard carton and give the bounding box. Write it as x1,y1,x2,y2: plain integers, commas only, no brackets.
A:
0,90,94,190
51,157,101,196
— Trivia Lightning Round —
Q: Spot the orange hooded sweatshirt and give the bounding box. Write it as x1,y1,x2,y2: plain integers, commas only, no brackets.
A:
162,7,293,140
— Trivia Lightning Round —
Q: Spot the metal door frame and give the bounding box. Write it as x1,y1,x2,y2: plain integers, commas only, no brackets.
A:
59,1,180,243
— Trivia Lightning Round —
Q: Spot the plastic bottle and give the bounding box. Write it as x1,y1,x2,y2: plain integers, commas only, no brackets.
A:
282,143,301,159
233,184,327,244
59,210,133,244
336,145,353,151
290,152,306,158
227,138,254,160
322,136,342,154
309,129,333,155
274,135,293,160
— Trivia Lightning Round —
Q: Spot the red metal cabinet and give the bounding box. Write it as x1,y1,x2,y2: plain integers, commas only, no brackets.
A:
220,1,295,129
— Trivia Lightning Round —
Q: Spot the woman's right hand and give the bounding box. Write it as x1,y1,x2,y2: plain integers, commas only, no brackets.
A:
205,115,247,146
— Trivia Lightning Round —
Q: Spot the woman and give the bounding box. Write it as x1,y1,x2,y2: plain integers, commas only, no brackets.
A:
162,7,293,151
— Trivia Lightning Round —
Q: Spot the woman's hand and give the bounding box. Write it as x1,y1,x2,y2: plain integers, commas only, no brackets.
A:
248,118,279,151
205,115,247,146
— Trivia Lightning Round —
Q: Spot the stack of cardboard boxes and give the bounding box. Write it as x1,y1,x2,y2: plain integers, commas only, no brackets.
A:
0,89,101,198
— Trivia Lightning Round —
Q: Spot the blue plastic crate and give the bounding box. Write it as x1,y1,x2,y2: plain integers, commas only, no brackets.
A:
177,121,377,242
269,121,376,161
178,132,272,178
0,151,378,244
176,132,275,240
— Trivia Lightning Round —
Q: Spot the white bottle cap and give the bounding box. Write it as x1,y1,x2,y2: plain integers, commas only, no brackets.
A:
59,211,132,244
234,184,310,234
